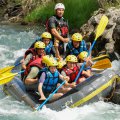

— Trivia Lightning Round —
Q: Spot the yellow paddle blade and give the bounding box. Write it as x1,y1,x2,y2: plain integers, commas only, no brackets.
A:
0,66,14,74
92,54,109,61
0,72,18,85
95,15,109,40
92,58,112,69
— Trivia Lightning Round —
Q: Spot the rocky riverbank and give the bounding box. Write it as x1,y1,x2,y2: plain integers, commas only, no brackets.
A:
0,0,51,24
80,7,120,57
0,0,120,57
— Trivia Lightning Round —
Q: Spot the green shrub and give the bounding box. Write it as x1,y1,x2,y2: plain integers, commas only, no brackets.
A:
25,0,99,29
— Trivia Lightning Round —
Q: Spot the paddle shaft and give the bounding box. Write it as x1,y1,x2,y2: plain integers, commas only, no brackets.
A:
36,81,66,110
74,40,96,83
0,62,21,75
74,15,108,83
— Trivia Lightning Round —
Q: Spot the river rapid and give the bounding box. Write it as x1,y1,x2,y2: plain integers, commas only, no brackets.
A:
0,24,120,120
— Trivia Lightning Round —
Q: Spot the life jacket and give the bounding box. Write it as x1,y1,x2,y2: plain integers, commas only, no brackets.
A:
67,40,87,56
63,65,79,83
45,41,53,55
24,48,45,65
46,16,69,38
24,57,44,77
42,70,59,93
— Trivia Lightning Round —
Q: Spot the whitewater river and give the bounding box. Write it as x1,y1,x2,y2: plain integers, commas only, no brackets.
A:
0,24,120,120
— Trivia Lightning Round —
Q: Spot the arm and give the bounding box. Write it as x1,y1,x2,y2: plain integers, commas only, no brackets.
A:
38,72,46,100
51,28,69,43
54,40,62,60
81,70,91,77
61,71,76,88
38,83,46,100
22,53,32,70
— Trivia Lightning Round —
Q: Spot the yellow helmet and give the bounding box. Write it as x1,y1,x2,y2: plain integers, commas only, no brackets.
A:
78,51,88,60
66,55,78,62
72,33,83,41
41,32,52,39
57,60,66,69
47,58,58,67
34,41,45,49
42,55,50,64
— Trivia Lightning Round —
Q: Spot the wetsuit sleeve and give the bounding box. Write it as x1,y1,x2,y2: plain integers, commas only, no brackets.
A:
26,67,39,79
39,72,46,83
23,53,33,65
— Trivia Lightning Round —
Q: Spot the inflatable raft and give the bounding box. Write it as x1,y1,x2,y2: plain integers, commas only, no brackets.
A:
3,68,120,111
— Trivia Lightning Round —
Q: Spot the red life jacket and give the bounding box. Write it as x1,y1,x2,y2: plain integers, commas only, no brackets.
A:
24,48,45,65
63,65,79,83
45,16,69,38
24,57,44,77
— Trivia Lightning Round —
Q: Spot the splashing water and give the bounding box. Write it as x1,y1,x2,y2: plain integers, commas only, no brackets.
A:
0,24,120,120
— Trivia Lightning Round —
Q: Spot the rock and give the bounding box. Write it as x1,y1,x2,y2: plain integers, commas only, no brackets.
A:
0,0,7,7
116,17,120,25
5,5,23,17
80,7,120,56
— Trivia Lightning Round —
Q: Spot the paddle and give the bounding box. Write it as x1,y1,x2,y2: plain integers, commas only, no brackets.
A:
92,58,111,69
0,62,21,75
92,54,109,62
74,15,109,83
0,70,24,85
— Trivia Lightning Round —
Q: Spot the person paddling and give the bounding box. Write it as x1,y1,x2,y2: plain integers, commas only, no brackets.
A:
78,51,92,79
38,56,72,101
61,55,89,84
22,41,45,91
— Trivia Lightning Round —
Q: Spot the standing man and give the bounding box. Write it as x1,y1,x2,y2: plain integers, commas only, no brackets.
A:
46,3,69,59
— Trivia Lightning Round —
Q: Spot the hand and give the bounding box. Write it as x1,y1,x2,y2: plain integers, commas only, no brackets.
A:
63,38,69,43
54,40,59,47
57,56,63,61
39,97,46,101
71,82,76,88
84,57,93,67
63,76,70,82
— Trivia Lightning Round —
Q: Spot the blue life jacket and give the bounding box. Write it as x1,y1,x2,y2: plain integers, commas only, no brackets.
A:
67,40,87,56
35,37,53,55
43,70,59,93
45,41,53,55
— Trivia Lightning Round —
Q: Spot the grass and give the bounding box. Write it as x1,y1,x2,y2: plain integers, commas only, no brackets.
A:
25,0,99,29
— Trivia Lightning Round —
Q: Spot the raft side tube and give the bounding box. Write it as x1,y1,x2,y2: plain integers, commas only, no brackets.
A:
46,70,117,110
3,77,37,110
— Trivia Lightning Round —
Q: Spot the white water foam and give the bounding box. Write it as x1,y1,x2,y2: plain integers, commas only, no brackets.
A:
111,60,120,71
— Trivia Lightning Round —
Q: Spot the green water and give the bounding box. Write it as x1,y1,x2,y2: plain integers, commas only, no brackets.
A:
0,24,120,120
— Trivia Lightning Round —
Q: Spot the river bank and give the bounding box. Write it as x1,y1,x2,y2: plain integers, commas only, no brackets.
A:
0,0,99,29
0,0,120,56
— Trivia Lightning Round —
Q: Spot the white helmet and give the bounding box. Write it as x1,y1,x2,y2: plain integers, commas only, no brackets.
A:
54,3,65,10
